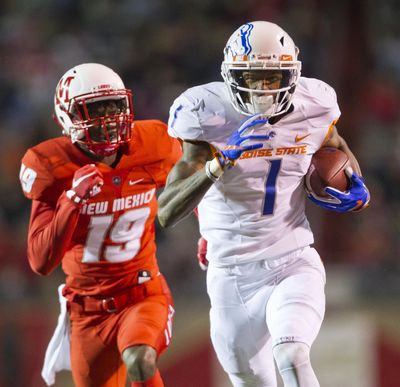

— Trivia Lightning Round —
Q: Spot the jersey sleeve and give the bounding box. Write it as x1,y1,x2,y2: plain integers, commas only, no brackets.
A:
152,120,182,187
20,148,57,203
20,143,81,274
136,120,183,188
299,78,341,148
302,78,341,125
168,92,205,141
27,194,80,275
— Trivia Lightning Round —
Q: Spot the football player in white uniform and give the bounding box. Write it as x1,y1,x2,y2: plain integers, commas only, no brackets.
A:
158,21,370,387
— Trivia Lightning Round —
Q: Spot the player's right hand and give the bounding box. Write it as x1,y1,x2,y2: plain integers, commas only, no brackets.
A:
66,164,104,205
217,114,270,167
307,167,370,212
197,237,209,270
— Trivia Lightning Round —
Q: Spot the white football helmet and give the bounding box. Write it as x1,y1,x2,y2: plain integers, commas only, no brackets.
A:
54,63,134,157
221,21,301,117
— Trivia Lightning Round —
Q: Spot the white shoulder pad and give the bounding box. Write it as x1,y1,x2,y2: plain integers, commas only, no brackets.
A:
295,77,341,127
168,82,229,142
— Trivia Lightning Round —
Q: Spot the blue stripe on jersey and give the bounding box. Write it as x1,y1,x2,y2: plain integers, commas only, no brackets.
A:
170,104,183,129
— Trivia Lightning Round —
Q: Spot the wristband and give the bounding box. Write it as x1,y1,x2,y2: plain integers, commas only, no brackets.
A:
66,189,84,205
205,158,224,182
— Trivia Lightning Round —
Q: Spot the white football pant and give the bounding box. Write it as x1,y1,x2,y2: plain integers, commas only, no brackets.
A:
206,246,325,387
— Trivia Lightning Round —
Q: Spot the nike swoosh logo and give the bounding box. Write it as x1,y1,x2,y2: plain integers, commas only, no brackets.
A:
295,133,311,143
128,178,144,186
72,171,97,188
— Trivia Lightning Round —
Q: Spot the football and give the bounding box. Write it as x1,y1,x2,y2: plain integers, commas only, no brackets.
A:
305,147,350,197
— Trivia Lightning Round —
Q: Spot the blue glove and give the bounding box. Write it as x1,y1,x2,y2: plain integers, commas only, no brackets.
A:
307,167,370,213
217,114,272,167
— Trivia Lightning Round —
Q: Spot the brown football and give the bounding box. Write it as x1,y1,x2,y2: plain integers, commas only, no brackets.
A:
305,147,350,197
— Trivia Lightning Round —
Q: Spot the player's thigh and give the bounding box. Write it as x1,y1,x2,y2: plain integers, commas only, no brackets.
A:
70,315,126,387
207,264,275,378
117,293,174,356
267,247,326,347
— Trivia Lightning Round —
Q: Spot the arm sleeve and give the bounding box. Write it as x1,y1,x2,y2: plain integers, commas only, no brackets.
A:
309,79,341,126
20,148,56,202
299,78,341,149
168,93,205,141
27,192,80,275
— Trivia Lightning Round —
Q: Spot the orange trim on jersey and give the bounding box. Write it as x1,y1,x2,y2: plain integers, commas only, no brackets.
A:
321,118,338,147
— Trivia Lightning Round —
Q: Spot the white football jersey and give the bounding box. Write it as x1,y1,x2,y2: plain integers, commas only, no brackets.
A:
168,77,341,266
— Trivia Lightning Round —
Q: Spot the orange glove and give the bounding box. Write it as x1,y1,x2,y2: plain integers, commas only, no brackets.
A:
66,164,104,205
197,237,208,270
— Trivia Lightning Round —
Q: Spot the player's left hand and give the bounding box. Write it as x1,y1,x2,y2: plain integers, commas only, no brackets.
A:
217,114,271,167
307,167,370,212
66,164,104,205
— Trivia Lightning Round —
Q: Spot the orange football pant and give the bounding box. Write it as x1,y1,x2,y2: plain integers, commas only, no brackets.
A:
69,277,173,387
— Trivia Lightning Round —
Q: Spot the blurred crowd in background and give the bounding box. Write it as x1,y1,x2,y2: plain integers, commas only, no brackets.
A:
0,0,399,386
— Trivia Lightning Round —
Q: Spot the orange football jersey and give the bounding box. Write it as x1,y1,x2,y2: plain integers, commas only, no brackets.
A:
20,120,182,295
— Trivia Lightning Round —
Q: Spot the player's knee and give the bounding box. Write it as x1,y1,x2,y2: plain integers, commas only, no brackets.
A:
122,345,157,382
273,342,311,372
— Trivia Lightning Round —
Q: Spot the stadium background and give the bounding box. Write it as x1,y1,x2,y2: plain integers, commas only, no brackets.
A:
0,0,399,386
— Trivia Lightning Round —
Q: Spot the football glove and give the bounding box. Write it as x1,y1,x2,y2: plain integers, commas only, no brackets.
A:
66,164,104,205
217,114,271,167
197,237,208,271
307,167,370,212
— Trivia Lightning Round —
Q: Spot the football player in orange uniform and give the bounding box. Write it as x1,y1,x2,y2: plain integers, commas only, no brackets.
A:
19,63,182,387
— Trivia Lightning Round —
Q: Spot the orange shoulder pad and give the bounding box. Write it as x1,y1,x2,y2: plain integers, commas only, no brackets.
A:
127,120,182,187
20,137,76,203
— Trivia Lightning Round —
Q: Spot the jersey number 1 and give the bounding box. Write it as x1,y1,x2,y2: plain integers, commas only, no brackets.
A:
262,159,282,215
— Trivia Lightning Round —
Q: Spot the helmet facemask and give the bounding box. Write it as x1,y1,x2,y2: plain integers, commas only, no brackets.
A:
222,63,300,117
67,90,134,157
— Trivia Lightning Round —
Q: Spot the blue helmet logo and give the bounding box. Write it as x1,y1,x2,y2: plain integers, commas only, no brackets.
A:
226,23,254,58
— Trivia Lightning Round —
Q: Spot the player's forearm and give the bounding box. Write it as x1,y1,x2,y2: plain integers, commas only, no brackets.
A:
28,193,80,275
337,139,362,176
323,126,362,175
158,169,213,227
